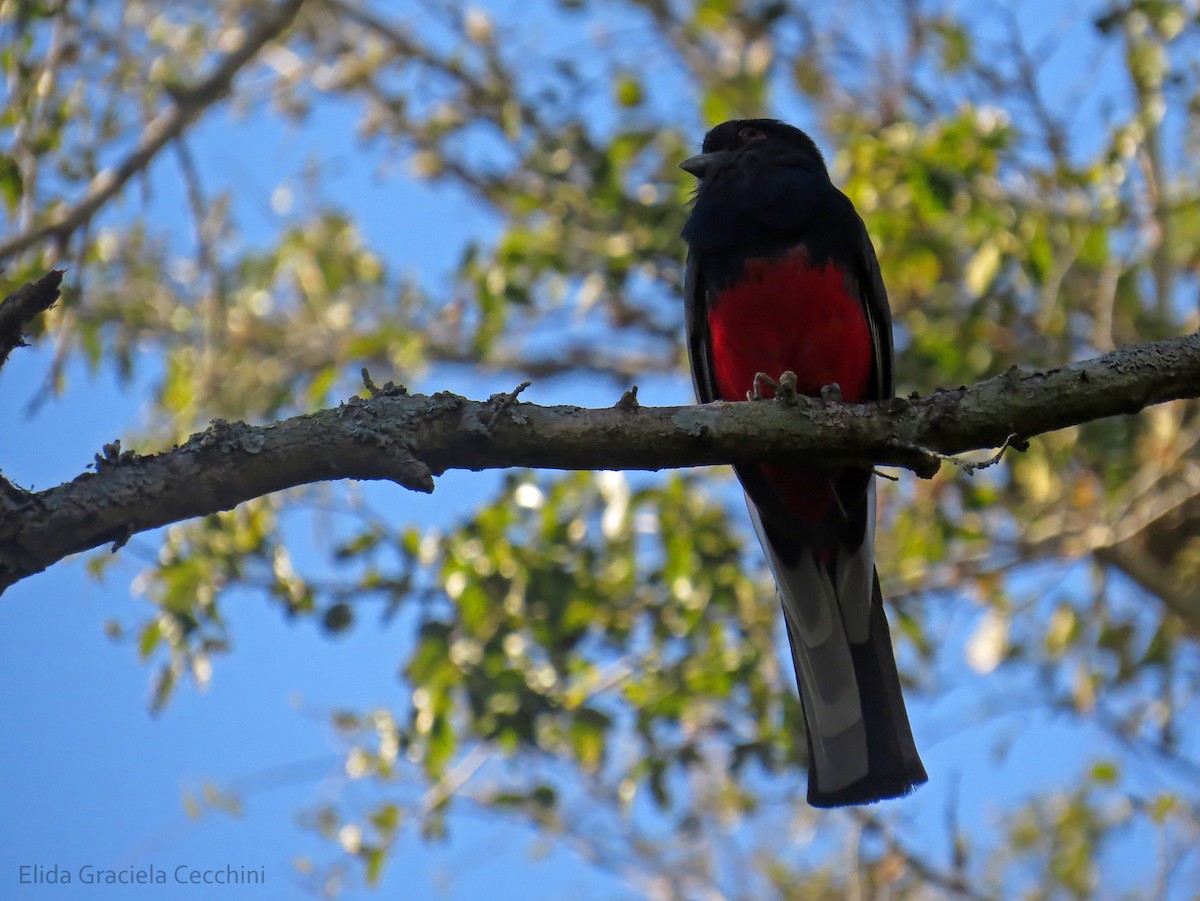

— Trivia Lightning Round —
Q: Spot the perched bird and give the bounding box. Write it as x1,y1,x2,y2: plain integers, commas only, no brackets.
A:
679,119,926,807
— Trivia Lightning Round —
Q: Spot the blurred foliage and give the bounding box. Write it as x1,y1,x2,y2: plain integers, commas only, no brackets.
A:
4,0,1200,897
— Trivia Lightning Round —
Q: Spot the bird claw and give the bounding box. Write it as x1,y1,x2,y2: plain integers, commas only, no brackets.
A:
748,371,778,401
775,371,800,405
748,370,801,405
819,382,843,403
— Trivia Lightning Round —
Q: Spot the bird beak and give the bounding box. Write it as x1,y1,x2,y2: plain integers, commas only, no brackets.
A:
679,151,730,178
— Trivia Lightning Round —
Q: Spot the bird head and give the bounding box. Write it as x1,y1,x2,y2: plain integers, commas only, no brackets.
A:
679,119,827,182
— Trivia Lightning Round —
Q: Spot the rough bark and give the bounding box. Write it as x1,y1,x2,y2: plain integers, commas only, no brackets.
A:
2,331,1198,593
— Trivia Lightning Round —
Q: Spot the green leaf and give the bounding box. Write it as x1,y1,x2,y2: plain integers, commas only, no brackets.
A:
0,155,23,211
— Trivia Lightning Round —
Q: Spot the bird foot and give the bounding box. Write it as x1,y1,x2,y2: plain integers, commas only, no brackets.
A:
819,382,843,403
748,370,800,405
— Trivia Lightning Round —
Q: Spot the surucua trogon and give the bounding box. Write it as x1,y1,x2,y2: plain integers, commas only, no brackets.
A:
680,119,927,807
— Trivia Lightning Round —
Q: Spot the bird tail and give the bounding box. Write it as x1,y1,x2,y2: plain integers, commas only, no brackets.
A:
748,496,926,807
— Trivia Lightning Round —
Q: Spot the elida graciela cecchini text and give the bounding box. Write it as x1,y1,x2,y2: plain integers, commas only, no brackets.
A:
19,863,266,886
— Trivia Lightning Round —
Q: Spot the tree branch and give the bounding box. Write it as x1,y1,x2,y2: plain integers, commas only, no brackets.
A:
0,271,63,369
1,332,1198,593
0,0,308,264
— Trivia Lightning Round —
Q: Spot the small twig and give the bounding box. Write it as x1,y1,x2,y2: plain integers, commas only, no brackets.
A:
954,432,1022,475
93,439,140,473
483,380,532,430
419,744,492,816
0,472,32,504
615,385,640,411
360,368,406,398
905,433,1023,477
852,810,997,901
0,271,64,369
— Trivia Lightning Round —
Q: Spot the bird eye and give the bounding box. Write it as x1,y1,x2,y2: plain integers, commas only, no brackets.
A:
738,126,766,142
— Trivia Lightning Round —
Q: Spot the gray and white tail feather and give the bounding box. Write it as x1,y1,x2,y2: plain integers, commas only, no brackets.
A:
749,482,926,807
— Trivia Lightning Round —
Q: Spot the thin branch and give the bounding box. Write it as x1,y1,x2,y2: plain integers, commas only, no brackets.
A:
418,745,491,816
851,809,998,901
426,340,675,382
1,331,1199,593
12,3,71,234
0,0,308,264
0,271,64,369
909,433,1018,477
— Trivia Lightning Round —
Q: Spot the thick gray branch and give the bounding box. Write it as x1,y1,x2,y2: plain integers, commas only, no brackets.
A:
1,332,1198,593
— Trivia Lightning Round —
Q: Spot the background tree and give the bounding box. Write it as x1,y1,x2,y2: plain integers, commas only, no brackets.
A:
2,0,1199,898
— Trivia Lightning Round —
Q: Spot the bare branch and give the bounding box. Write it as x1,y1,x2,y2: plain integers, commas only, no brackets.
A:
851,809,997,901
0,0,308,264
0,271,64,370
2,331,1198,593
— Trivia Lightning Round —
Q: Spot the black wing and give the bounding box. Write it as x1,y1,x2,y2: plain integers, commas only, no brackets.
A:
851,201,894,401
683,251,718,405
